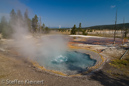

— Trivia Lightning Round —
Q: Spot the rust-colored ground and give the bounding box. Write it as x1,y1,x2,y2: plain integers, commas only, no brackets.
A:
71,37,128,45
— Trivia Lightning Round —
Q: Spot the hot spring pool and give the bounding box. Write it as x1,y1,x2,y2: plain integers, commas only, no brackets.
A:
36,51,96,75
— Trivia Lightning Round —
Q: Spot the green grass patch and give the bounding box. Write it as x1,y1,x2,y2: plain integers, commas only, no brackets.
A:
111,59,129,68
108,59,129,78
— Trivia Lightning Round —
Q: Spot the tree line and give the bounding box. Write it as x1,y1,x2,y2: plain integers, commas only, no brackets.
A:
0,9,49,38
70,23,87,35
57,23,88,35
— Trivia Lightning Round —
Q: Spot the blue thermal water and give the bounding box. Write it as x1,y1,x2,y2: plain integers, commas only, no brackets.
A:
37,51,96,75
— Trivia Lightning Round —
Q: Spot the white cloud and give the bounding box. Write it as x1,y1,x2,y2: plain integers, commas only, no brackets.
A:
110,5,116,8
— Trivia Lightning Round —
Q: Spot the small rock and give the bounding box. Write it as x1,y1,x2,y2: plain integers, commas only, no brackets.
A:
0,48,5,52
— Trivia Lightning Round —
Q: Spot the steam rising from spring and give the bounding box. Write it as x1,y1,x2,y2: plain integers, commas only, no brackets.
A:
11,16,68,60
7,14,96,75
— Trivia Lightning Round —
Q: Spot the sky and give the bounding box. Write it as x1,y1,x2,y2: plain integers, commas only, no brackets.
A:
0,0,129,28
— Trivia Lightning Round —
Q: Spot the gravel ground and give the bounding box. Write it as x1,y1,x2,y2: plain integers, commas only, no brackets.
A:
0,49,129,86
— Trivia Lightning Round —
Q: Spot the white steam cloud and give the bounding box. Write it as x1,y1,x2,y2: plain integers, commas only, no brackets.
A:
1,0,70,73
11,16,69,61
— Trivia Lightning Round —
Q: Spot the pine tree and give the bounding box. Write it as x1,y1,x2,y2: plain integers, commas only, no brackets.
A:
42,23,45,29
71,24,76,35
17,10,23,21
32,15,38,32
41,23,45,32
79,23,81,29
78,23,82,34
24,9,29,20
10,9,16,23
10,9,16,33
0,16,10,38
24,9,31,32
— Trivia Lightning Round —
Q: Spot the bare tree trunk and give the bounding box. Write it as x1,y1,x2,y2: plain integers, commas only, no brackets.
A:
122,17,125,45
113,9,117,45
